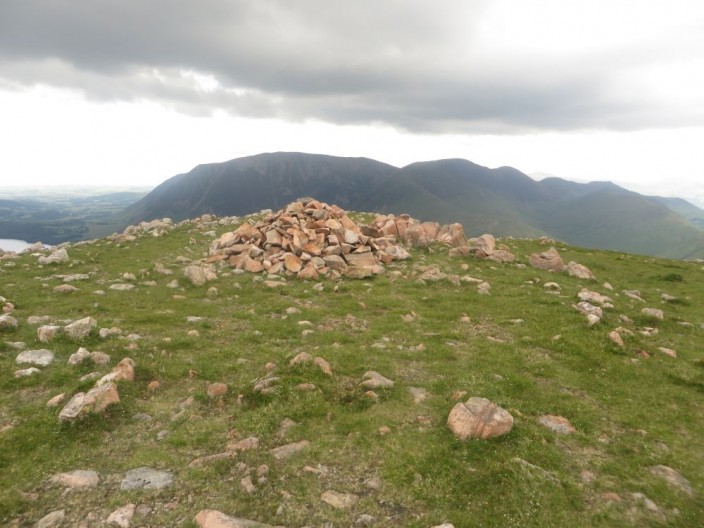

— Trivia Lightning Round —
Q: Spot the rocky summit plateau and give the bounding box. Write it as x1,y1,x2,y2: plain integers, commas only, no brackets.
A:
0,198,702,527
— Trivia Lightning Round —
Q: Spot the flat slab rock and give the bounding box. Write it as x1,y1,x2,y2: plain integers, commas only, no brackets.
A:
360,371,394,389
36,509,65,528
321,490,359,509
120,467,174,490
269,440,310,460
537,414,576,434
447,397,513,440
50,469,99,488
106,504,136,528
194,509,275,527
649,465,694,496
16,349,54,366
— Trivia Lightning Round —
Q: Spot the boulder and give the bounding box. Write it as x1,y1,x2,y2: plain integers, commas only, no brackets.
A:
58,382,120,422
64,317,97,339
68,347,92,365
184,264,217,286
529,247,565,272
38,248,69,265
488,249,516,263
474,234,496,256
343,266,373,279
38,325,61,342
577,289,612,306
566,261,596,280
447,397,513,440
0,314,18,331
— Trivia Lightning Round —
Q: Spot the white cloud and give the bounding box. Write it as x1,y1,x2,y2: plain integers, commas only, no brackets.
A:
0,1,702,203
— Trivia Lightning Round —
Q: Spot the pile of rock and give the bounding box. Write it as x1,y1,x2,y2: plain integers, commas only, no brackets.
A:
37,248,70,265
369,214,515,263
368,213,466,248
207,199,516,280
529,246,596,279
37,316,96,343
208,199,417,280
57,357,135,423
106,217,175,244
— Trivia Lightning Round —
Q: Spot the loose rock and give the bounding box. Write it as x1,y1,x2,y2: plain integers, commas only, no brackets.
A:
0,313,18,330
207,382,229,398
46,393,65,407
537,414,576,434
15,367,40,377
194,509,274,528
36,510,66,528
608,330,624,347
107,504,136,527
109,283,136,291
360,371,394,389
50,469,99,488
120,467,174,490
269,440,310,460
409,387,429,404
641,307,664,320
321,490,359,509
658,347,677,358
529,247,565,272
58,382,120,422
53,284,80,293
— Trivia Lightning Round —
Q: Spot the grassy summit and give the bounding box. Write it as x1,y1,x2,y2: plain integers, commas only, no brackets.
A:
0,210,702,527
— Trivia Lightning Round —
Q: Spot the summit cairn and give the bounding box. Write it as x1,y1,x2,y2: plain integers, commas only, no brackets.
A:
208,199,469,280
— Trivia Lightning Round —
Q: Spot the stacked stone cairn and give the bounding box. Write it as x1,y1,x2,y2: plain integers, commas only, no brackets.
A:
207,198,473,280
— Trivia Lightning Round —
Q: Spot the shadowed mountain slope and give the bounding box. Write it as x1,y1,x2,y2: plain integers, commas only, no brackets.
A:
116,152,704,259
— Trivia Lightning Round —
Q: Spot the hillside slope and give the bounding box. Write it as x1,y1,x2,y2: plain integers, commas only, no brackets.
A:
1,210,702,527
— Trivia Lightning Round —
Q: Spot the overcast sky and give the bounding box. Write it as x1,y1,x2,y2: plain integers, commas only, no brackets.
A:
1,1,703,204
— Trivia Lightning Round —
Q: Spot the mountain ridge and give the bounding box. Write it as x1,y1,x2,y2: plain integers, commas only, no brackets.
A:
68,152,704,260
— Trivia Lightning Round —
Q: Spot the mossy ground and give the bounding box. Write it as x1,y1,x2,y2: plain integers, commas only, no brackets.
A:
0,218,703,527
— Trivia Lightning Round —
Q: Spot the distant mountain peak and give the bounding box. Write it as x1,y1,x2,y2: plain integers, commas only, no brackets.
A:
113,152,704,260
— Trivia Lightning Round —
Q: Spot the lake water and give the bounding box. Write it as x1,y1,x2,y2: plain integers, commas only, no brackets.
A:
0,239,31,253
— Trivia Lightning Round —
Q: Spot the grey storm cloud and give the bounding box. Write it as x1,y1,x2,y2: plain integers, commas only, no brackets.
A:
0,0,700,133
